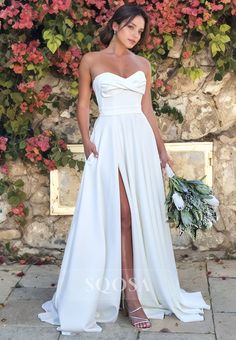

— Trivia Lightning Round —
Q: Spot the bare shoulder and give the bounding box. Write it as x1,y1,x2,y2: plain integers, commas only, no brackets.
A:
136,54,151,72
80,51,100,65
79,51,103,74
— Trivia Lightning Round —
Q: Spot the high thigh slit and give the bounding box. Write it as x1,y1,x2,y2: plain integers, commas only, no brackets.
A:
38,70,210,335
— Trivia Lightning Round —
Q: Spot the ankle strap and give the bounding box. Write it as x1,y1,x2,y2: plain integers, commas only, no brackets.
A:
129,306,142,314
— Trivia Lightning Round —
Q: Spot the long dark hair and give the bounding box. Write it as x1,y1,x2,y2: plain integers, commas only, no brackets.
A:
99,4,150,53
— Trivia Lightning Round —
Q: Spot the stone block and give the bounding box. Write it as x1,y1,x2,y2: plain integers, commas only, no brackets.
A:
193,228,227,251
214,312,236,340
207,260,236,278
209,277,236,312
0,264,29,303
19,264,59,288
0,326,58,340
0,229,21,240
133,310,213,335
139,333,215,340
177,262,210,302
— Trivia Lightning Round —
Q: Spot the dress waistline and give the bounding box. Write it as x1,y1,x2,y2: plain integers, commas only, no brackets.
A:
99,106,143,116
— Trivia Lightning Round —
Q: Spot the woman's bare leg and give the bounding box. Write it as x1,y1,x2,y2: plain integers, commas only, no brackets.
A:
118,169,150,327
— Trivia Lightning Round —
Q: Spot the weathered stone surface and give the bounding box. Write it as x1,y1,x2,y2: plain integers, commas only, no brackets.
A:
214,312,236,340
31,204,50,216
171,228,192,249
203,72,232,96
209,277,236,313
53,216,72,242
9,287,55,301
22,216,71,249
214,73,236,127
207,260,236,278
218,205,236,243
19,264,59,288
0,299,53,327
139,334,215,340
30,187,49,204
0,327,59,340
0,201,11,224
181,94,220,140
194,47,214,68
193,229,227,251
23,221,53,248
168,37,184,59
0,264,29,303
157,116,182,142
213,138,236,241
0,229,21,240
177,262,210,302
7,159,27,177
142,310,213,335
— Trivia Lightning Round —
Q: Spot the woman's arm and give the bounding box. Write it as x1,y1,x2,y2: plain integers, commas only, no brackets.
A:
76,53,99,158
141,59,173,168
76,53,92,144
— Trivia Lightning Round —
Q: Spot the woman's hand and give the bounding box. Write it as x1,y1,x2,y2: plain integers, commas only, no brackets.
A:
83,140,99,160
159,149,174,170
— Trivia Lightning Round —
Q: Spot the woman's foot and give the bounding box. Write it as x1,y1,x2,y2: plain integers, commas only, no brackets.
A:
122,290,151,329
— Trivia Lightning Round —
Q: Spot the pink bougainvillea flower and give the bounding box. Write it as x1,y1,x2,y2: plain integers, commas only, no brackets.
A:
20,102,28,113
12,64,24,74
0,137,8,151
57,139,67,150
155,79,164,88
183,51,192,59
165,84,172,92
26,134,50,153
12,3,37,30
0,163,9,175
27,51,44,64
44,159,57,171
11,203,25,217
37,85,52,101
17,80,36,93
37,135,50,152
25,151,42,162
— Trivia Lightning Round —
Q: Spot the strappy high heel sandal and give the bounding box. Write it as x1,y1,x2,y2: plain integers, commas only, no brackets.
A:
120,289,151,329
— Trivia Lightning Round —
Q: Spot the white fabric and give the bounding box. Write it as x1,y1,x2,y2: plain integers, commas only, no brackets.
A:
38,70,210,335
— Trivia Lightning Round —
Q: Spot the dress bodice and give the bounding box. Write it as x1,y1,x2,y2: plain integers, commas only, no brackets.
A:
92,70,146,116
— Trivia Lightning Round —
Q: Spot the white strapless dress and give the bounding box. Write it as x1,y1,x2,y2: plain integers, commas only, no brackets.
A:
38,70,210,335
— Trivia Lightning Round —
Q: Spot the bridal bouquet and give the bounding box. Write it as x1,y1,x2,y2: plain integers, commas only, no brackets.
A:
164,164,219,239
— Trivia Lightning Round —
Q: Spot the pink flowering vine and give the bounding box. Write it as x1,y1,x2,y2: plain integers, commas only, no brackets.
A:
11,203,26,217
0,137,8,152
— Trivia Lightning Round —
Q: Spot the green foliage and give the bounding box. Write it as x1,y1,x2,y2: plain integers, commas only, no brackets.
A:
0,177,28,226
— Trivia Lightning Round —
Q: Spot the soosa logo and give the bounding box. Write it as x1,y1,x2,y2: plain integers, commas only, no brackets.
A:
85,277,150,293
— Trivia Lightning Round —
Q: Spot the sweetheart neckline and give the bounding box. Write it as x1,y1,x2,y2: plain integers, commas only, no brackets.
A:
92,70,146,85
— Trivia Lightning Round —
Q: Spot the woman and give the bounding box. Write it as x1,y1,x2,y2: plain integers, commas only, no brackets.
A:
38,4,210,335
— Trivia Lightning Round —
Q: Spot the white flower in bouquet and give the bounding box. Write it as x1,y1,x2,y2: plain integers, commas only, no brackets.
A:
203,195,219,207
172,192,185,210
164,164,219,239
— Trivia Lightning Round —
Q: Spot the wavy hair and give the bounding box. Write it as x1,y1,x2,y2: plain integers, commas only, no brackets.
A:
99,4,150,53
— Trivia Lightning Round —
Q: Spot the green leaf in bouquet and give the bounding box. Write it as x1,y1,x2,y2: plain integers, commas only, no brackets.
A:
180,209,193,226
187,179,204,185
170,178,188,193
191,196,202,209
195,184,211,195
191,208,202,222
187,226,197,240
173,208,180,223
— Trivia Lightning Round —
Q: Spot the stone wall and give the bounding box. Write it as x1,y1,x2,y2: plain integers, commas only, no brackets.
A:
0,49,235,257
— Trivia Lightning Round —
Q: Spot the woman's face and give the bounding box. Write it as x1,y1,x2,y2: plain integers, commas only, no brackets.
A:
113,15,145,49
